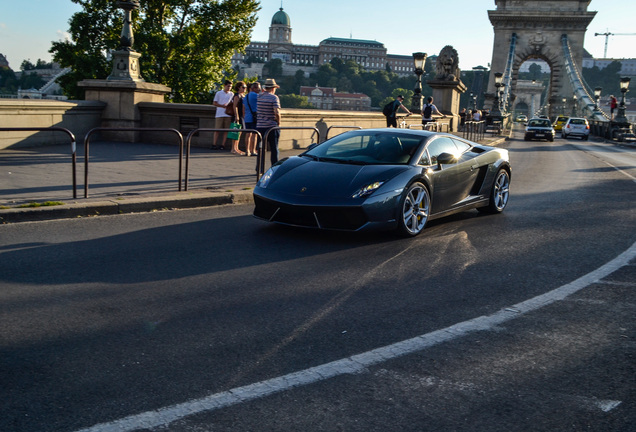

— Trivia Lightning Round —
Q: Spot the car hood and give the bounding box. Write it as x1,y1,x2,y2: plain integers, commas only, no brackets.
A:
266,156,409,198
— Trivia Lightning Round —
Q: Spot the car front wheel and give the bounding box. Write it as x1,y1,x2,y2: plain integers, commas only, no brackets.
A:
478,168,510,214
397,182,430,237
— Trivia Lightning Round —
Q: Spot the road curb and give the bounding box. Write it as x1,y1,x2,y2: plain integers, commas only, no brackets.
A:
0,190,254,223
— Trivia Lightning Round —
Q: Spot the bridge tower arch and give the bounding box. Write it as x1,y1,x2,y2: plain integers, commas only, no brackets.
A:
487,0,596,119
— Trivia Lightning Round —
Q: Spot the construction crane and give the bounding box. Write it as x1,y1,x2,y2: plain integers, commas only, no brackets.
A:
594,32,636,58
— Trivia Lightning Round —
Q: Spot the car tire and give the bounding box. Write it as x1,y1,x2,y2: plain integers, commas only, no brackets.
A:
396,182,430,237
562,133,567,139
583,135,588,141
524,135,530,141
478,168,510,214
549,136,554,142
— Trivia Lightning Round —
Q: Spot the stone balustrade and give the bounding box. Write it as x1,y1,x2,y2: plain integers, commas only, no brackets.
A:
0,100,452,150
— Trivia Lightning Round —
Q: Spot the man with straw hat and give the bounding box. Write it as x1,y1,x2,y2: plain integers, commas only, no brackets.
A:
257,78,282,167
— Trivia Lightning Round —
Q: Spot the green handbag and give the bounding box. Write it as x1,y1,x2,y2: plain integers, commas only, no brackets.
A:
227,122,242,140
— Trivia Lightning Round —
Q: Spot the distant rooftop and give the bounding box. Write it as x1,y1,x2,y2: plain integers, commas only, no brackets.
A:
320,37,384,47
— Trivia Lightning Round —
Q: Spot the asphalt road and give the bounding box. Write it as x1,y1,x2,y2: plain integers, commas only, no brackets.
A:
1,127,635,432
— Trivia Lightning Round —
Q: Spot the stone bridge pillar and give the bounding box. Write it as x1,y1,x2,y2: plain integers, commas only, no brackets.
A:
487,0,595,119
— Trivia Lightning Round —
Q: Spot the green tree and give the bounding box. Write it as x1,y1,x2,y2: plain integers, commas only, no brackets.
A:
279,94,314,109
50,0,259,102
262,58,283,79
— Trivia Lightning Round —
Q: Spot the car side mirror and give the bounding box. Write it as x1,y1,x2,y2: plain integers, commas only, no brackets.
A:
437,152,458,168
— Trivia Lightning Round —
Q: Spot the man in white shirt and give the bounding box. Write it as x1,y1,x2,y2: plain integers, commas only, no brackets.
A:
212,80,233,150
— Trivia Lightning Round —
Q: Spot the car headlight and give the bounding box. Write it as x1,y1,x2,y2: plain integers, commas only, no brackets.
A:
257,165,279,188
352,181,384,198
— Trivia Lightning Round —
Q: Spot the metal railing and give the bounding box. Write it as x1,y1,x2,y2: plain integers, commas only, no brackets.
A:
0,127,78,198
183,128,262,191
257,127,320,180
84,127,184,198
325,125,361,139
463,121,486,142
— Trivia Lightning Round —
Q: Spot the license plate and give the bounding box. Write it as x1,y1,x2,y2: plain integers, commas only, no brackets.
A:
535,133,545,137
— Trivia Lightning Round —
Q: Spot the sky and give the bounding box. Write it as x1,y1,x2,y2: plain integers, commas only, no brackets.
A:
1,0,635,71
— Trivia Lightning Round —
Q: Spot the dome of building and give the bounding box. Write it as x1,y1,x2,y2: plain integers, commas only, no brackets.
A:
271,7,290,26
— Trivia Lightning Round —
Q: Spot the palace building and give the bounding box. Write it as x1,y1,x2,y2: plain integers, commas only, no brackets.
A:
232,7,413,76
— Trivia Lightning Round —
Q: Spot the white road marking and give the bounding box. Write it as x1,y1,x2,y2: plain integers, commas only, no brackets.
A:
570,140,636,183
74,241,636,432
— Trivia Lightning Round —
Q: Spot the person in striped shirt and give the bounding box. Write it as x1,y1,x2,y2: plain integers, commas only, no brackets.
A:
257,79,282,166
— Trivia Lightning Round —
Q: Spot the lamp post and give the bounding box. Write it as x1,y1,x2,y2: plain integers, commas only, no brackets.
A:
562,97,566,115
499,83,506,114
490,72,503,118
614,77,631,125
571,94,577,117
594,87,602,112
411,52,427,114
107,0,143,81
117,0,140,50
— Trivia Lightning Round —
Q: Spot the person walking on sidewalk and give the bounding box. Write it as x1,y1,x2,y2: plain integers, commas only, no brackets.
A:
257,78,282,167
212,80,233,150
244,81,261,157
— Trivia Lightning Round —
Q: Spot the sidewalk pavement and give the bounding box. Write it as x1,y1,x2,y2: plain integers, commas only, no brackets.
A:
0,133,507,223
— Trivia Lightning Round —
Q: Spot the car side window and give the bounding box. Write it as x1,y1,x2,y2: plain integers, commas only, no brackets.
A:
424,137,457,165
451,138,471,154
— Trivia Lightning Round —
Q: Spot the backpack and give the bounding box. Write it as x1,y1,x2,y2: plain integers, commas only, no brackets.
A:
423,104,433,118
382,101,395,117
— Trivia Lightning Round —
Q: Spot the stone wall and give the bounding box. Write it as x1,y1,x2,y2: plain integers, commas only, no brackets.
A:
0,99,451,150
0,100,105,149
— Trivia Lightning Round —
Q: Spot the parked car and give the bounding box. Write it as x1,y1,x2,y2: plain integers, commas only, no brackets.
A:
561,117,590,140
553,115,569,131
524,118,555,142
254,129,511,237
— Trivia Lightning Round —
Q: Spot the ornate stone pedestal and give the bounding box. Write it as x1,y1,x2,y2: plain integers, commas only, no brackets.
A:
427,79,467,132
79,79,171,142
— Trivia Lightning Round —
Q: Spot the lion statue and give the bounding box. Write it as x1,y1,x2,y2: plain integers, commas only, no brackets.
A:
435,45,460,81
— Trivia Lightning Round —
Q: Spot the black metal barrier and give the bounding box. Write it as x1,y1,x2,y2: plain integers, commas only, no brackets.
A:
183,128,262,191
463,121,485,142
257,127,321,181
84,127,183,198
0,127,78,198
325,125,361,139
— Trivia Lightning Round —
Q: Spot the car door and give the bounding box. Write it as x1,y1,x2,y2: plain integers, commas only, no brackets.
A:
424,136,476,213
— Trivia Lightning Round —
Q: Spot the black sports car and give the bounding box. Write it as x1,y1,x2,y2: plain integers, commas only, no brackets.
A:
253,129,511,236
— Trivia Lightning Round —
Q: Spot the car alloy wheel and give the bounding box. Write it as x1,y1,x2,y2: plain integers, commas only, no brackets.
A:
398,182,430,237
480,168,510,214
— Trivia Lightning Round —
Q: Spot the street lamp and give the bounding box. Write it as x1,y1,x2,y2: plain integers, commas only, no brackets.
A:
594,87,602,112
491,72,503,117
562,97,566,115
117,0,140,50
572,94,577,117
411,52,427,113
614,77,631,124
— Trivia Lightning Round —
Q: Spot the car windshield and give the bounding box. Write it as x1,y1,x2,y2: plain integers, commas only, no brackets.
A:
529,119,551,127
303,131,426,165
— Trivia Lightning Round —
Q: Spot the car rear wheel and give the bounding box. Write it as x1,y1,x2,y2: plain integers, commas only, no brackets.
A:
478,168,510,214
397,182,430,237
